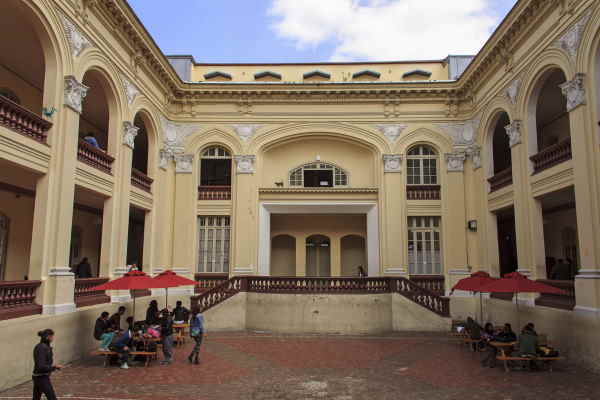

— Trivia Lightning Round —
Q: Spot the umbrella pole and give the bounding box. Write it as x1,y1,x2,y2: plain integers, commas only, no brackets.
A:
515,293,519,330
165,287,169,309
132,291,136,326
480,292,483,324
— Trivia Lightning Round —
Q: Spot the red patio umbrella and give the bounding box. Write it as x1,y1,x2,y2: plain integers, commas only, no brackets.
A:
479,271,566,328
92,270,166,319
451,271,497,323
152,270,198,308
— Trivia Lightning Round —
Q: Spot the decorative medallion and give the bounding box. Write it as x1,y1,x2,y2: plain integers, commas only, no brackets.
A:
64,75,89,114
437,117,480,147
234,155,256,174
559,73,586,112
60,14,92,57
122,121,139,149
554,11,592,60
175,154,194,174
160,116,201,155
232,125,262,142
376,125,407,143
382,154,402,173
506,78,521,105
445,151,467,172
122,76,139,105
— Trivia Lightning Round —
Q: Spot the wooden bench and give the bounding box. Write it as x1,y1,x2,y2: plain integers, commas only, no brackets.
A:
496,353,564,372
91,350,157,367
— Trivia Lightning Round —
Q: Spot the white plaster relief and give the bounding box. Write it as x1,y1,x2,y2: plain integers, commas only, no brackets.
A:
232,124,262,142
506,78,520,105
122,76,139,105
505,120,522,147
158,149,171,170
234,155,256,174
382,154,402,173
437,117,480,146
175,154,194,174
466,145,482,170
160,116,201,155
560,73,586,112
554,11,591,60
122,121,139,149
375,124,407,143
64,75,89,114
60,14,93,57
445,151,466,172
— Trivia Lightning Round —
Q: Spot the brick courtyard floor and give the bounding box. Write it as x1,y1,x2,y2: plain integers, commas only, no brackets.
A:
1,332,599,400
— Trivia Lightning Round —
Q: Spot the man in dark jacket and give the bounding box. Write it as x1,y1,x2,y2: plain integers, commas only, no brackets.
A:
160,309,174,365
171,301,189,324
74,257,93,279
94,311,114,351
109,306,126,331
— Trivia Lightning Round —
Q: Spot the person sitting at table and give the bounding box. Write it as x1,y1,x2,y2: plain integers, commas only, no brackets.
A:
481,323,515,368
466,317,482,351
171,300,190,324
518,323,539,370
108,306,126,331
146,300,160,326
94,311,114,351
109,328,132,369
496,323,517,343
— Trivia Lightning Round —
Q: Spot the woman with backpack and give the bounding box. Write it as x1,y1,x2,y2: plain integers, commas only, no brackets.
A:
188,308,204,364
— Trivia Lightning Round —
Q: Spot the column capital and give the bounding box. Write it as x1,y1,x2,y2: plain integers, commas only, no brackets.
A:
64,75,88,114
174,154,194,174
122,121,139,149
504,120,522,147
445,151,466,172
465,145,482,170
234,155,256,174
382,154,402,173
560,73,586,112
376,124,407,143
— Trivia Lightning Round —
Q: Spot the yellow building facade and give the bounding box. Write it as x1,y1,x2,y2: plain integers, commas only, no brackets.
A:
1,0,600,387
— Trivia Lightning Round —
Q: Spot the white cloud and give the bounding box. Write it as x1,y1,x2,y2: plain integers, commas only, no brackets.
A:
268,0,499,61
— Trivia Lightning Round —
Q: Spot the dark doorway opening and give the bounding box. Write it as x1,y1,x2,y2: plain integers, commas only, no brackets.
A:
496,207,517,277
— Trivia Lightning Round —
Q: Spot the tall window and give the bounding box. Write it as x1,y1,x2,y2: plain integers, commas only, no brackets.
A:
407,216,442,275
200,146,231,186
0,213,9,280
197,216,230,273
289,162,348,188
407,145,438,185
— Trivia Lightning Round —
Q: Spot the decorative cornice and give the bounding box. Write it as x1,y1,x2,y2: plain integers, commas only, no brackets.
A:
234,155,256,174
553,10,592,60
232,125,262,142
64,75,89,114
259,187,378,194
174,154,194,174
122,121,139,149
505,120,522,147
122,75,139,105
560,73,586,112
60,14,93,57
376,124,407,143
383,154,402,173
445,151,467,172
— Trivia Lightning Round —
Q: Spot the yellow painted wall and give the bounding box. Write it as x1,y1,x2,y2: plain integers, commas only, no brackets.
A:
0,189,33,280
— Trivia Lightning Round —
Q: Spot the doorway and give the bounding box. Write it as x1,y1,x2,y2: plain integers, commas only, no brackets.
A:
496,207,517,277
306,235,331,277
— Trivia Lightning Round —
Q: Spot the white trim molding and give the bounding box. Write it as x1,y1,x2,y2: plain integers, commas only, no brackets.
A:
43,303,76,315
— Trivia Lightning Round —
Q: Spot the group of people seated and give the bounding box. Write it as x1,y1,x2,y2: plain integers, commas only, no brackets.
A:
93,300,205,369
463,318,556,370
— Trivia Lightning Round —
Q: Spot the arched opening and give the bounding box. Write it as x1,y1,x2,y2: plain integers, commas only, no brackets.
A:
0,1,56,143
271,234,296,276
487,112,514,192
132,114,149,175
529,68,573,173
341,235,366,276
198,146,232,200
289,162,348,188
306,235,331,277
406,144,440,200
78,70,115,174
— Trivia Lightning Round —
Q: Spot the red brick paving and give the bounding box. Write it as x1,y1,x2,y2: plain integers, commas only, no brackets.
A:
1,332,598,400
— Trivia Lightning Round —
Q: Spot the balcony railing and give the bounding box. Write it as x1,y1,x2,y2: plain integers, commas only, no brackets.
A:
74,278,110,308
535,279,575,310
194,273,229,294
488,167,513,192
131,168,153,193
77,139,115,174
0,280,42,320
410,275,445,296
530,137,572,175
198,185,232,201
406,185,441,200
0,96,52,143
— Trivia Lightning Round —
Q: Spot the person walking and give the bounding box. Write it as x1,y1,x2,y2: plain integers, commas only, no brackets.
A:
32,329,62,400
160,309,174,365
188,308,205,364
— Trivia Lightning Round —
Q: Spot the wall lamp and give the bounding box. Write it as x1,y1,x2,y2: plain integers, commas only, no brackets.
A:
467,220,478,232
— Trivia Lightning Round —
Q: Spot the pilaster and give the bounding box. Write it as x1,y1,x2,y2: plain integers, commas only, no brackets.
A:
232,155,258,274
330,236,341,277
382,154,406,275
442,151,468,274
172,154,196,269
295,235,306,277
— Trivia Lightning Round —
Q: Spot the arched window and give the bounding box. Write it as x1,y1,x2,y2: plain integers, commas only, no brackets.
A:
406,145,438,185
289,162,348,188
0,213,9,280
200,146,232,186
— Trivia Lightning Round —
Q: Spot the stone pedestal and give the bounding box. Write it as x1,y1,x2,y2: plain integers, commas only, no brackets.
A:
42,268,76,315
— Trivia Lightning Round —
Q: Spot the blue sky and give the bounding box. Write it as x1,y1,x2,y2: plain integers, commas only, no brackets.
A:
127,0,518,63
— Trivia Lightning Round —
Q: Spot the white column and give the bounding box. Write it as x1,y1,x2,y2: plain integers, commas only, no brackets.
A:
258,204,270,276
367,205,380,276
